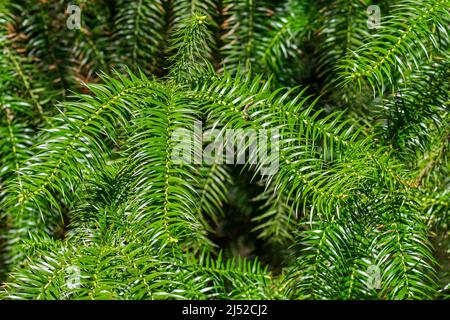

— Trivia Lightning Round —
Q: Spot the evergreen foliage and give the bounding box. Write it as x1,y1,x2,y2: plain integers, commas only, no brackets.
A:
0,0,448,300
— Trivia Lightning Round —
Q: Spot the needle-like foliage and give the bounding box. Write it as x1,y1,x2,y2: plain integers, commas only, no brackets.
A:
0,0,448,300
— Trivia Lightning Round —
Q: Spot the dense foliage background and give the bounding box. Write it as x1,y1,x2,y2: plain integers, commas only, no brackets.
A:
0,0,449,299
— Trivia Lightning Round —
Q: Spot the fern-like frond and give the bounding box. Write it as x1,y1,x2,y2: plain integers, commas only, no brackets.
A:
190,72,408,217
251,181,299,245
287,218,372,299
338,0,449,93
376,53,450,157
126,84,207,245
113,0,166,74
221,0,274,73
316,0,371,94
195,161,231,232
16,0,72,98
9,71,151,213
259,0,311,77
70,0,113,83
0,241,282,299
168,10,215,82
369,197,438,299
